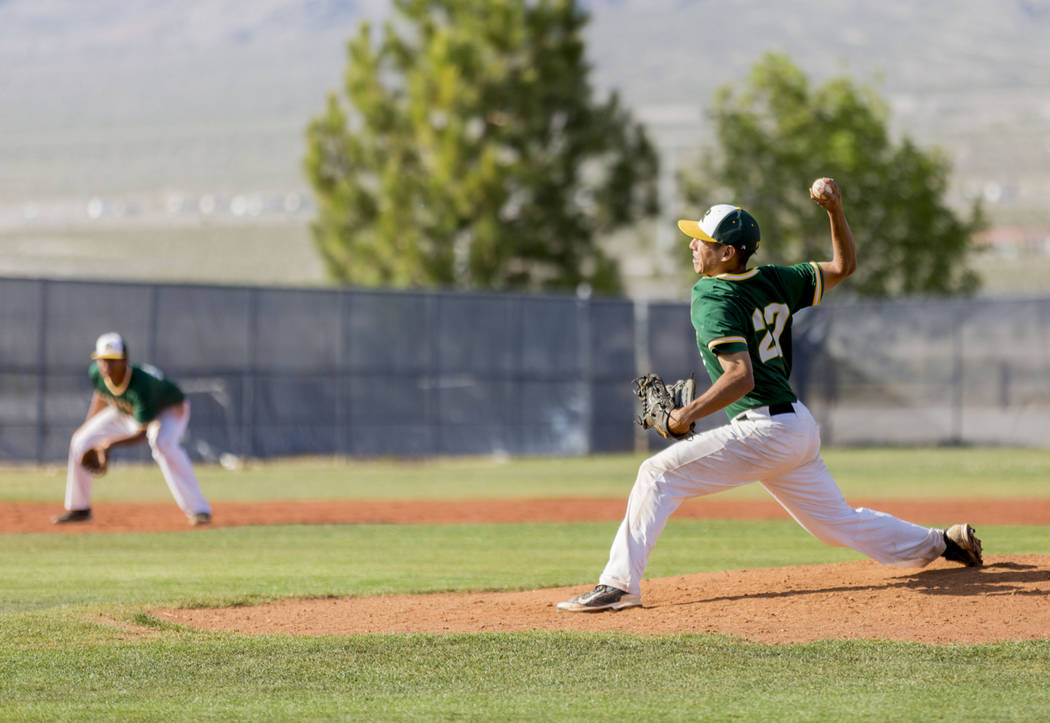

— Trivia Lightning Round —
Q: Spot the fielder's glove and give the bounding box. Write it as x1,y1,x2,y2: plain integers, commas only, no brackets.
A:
633,373,696,440
80,447,108,476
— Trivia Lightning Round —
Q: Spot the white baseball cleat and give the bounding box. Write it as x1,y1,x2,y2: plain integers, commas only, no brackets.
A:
942,523,983,566
557,584,642,612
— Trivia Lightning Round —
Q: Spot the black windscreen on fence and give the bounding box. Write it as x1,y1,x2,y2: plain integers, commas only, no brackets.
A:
1,277,1047,463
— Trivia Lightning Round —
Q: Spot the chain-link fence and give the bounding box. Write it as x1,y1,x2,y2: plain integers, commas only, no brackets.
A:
1,277,1047,463
0,278,638,463
793,297,1050,447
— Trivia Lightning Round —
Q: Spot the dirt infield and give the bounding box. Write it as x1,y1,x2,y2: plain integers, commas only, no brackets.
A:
7,498,1049,644
6,496,1050,533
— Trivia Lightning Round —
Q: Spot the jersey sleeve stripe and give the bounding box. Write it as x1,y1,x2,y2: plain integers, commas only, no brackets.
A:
707,336,748,350
809,261,824,306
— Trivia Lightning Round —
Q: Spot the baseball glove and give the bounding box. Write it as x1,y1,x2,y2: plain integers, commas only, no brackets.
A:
80,447,108,476
633,373,696,440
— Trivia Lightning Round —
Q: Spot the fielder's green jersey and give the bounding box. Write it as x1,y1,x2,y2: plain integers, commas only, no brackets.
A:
690,262,824,420
89,362,185,424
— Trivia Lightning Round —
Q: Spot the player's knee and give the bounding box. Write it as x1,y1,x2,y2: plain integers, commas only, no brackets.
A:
69,429,93,456
634,457,666,494
149,434,178,459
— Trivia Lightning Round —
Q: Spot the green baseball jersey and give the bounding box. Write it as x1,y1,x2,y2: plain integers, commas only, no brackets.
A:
690,262,824,420
89,362,185,424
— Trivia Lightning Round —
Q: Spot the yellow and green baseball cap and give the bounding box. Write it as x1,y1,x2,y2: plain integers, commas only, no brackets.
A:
678,204,761,252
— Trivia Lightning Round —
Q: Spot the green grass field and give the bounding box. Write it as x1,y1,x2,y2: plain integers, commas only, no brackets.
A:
7,446,1050,503
3,448,1050,720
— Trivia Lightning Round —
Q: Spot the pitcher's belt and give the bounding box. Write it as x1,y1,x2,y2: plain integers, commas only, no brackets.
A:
735,401,796,421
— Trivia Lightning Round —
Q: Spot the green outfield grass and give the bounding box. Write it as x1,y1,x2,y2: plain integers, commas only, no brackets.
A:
4,446,1050,503
3,450,1050,720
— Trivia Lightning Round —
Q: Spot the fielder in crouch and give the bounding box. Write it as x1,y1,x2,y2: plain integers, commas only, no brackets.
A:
52,332,212,526
558,178,982,612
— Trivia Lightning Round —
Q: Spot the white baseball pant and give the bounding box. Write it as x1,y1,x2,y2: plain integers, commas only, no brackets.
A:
600,401,946,596
64,401,211,518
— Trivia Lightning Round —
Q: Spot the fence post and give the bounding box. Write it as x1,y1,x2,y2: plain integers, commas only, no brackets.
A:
337,289,349,457
998,361,1011,408
949,306,964,444
633,299,650,454
577,297,593,454
428,293,440,455
35,279,49,464
147,284,159,362
241,287,258,459
820,309,837,446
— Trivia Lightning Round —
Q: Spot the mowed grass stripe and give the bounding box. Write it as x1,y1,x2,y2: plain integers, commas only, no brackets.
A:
3,447,1050,503
3,633,1050,719
3,521,1047,613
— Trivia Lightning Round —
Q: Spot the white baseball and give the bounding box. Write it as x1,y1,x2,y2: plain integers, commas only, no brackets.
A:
811,178,834,198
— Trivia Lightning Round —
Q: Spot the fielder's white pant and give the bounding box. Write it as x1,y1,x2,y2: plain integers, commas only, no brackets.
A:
600,401,946,596
64,401,211,518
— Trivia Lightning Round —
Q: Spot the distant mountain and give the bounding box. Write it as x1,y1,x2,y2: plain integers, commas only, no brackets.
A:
4,0,1047,126
584,1,1050,229
1,0,1047,292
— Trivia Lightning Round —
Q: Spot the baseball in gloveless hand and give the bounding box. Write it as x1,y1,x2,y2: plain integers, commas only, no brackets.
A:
811,178,834,198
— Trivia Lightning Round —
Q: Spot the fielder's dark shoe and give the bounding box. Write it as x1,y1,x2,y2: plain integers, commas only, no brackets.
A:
942,523,983,566
557,584,641,612
51,508,92,524
189,512,212,526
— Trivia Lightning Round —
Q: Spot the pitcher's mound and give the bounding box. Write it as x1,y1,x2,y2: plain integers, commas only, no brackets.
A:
159,555,1050,644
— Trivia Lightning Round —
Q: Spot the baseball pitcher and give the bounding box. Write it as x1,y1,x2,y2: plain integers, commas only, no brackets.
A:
559,178,982,612
52,332,212,526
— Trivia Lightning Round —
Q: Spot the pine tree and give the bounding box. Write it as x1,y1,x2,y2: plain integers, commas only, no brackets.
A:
304,0,659,294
